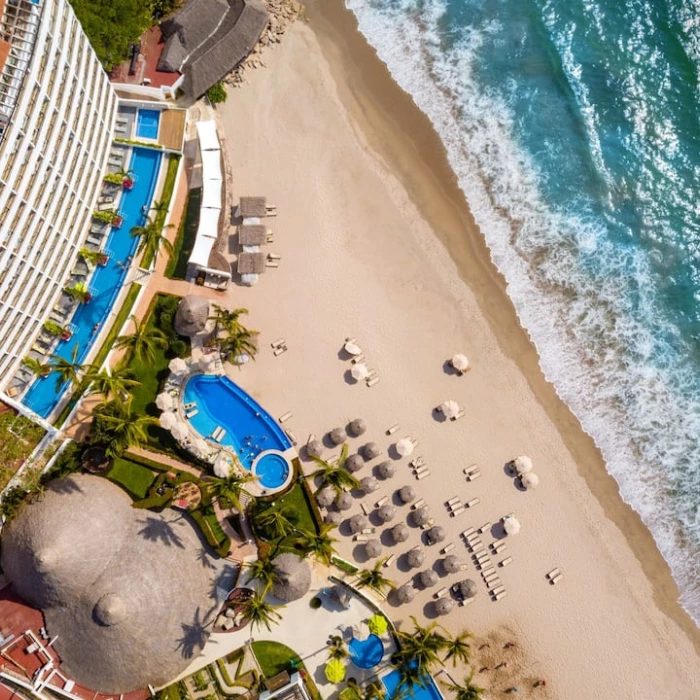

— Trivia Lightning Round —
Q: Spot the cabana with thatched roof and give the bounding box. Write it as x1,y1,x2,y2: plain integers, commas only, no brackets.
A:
270,554,311,603
0,475,230,694
237,251,266,274
237,196,268,219
174,294,211,337
238,224,267,246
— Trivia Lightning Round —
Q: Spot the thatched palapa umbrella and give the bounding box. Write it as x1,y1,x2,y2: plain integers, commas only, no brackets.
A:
345,454,365,473
362,443,381,461
349,514,369,534
406,548,424,569
325,511,342,525
412,507,432,527
329,428,347,446
426,526,445,545
365,540,382,558
376,504,395,523
395,438,414,457
348,419,367,437
396,583,415,604
376,461,395,480
174,295,210,337
360,476,379,494
435,597,454,616
271,553,312,602
443,555,465,574
454,579,478,599
316,487,336,508
398,485,415,504
307,439,324,458
419,569,438,587
390,523,409,543
336,492,353,511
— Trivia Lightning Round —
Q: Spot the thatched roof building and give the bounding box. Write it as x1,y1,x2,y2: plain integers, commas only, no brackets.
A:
159,0,269,100
1,475,229,694
270,554,311,602
174,294,211,336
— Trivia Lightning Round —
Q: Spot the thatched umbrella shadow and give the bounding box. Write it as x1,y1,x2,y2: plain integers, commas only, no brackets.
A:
431,407,447,423
352,544,371,564
379,528,397,547
177,608,210,659
396,552,414,573
491,522,508,540
422,601,439,619
442,359,461,376
137,516,185,548
197,547,218,570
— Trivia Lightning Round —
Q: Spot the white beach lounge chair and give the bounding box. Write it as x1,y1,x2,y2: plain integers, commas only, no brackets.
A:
441,543,455,554
451,505,465,516
416,470,431,480
463,464,479,475
499,557,513,567
478,521,492,533
271,338,286,348
366,376,380,387
411,499,426,510
360,503,369,516
434,587,448,599
185,408,199,419
386,423,400,435
375,496,389,508
361,528,375,535
354,535,369,543
546,568,561,580
467,471,482,481
273,345,287,356
351,354,366,365
461,528,475,538
447,497,461,507
383,554,396,568
494,591,508,601
550,573,563,585
278,411,293,423
266,260,279,268
491,585,506,596
466,498,480,508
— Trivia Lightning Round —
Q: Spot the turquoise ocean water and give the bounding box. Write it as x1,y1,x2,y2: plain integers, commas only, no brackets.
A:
344,0,700,622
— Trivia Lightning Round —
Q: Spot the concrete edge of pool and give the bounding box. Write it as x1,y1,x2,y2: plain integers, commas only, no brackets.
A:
250,449,296,495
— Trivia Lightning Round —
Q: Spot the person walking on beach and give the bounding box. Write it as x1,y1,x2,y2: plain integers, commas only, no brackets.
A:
495,662,508,670
534,680,547,688
504,641,516,649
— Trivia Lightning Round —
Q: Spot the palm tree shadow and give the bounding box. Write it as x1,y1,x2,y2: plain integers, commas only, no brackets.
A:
50,478,84,495
136,516,185,548
177,608,210,659
197,547,218,570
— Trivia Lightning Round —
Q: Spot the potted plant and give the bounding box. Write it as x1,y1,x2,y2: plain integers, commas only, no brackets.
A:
112,214,123,228
23,356,50,377
79,247,109,267
61,327,73,340
64,282,92,304
43,320,64,337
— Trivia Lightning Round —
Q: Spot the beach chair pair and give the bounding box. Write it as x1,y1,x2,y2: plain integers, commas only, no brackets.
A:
212,427,226,442
463,464,481,481
415,467,431,480
185,408,199,419
183,402,196,410
366,371,380,388
446,497,465,516
547,568,563,585
411,498,426,511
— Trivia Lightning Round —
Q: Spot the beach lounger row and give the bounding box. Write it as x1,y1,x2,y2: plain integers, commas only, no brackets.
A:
446,497,465,516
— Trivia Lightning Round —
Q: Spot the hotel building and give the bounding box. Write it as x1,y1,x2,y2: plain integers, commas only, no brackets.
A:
0,0,117,396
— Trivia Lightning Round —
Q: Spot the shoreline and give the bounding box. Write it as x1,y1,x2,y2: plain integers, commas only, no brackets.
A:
302,0,700,652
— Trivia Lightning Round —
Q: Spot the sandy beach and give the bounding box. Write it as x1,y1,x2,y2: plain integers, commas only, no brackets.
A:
205,6,700,698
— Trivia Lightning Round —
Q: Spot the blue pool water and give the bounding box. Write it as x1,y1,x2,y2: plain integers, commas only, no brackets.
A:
183,374,292,486
381,669,442,700
348,635,384,670
253,452,290,491
23,148,162,418
135,110,160,140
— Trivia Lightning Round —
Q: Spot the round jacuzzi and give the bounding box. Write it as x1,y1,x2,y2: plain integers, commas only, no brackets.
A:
348,634,385,669
251,450,293,492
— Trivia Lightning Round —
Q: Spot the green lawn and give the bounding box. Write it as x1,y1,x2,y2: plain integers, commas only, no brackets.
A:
166,188,201,280
107,457,156,498
251,641,302,678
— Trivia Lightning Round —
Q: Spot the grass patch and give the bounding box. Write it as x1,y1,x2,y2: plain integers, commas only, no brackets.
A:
141,155,181,270
106,457,157,499
331,556,359,576
54,283,141,428
166,187,201,280
251,641,302,678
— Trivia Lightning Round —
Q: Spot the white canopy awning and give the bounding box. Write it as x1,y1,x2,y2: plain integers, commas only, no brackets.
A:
196,207,220,242
189,235,215,268
201,150,222,181
201,178,222,210
196,120,220,152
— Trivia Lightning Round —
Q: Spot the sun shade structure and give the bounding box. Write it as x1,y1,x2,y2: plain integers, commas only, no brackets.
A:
406,548,425,569
270,553,312,602
376,461,395,480
344,341,362,356
451,353,470,372
435,597,454,616
213,454,233,478
237,251,266,274
443,555,465,574
426,526,446,545
306,439,324,458
351,363,369,381
413,507,432,527
439,400,461,420
336,492,353,511
396,584,415,604
348,419,367,436
0,475,226,694
237,196,268,218
368,614,388,635
345,454,365,473
390,523,409,543
329,428,347,446
521,472,540,489
349,514,369,534
316,487,336,508
503,514,521,536
419,569,438,587
159,411,177,430
395,438,414,457
170,421,190,441
454,579,478,599
325,511,342,525
168,357,188,375
174,295,211,337
155,392,176,412
376,505,396,523
398,485,416,504
239,224,267,246
325,659,346,683
362,443,381,461
513,455,533,475
365,540,382,558
360,476,379,494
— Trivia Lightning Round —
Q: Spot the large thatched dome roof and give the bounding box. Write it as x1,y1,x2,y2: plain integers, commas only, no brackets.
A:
270,553,311,603
174,295,210,336
1,475,229,694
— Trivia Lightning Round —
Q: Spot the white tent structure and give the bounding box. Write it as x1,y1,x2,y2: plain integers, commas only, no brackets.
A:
196,120,220,152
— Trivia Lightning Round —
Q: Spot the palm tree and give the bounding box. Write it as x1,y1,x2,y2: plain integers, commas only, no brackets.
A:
442,629,472,667
395,663,427,697
240,590,283,633
244,556,279,592
84,364,141,400
327,636,347,661
308,444,361,495
22,356,48,378
115,315,168,364
50,346,89,390
210,304,249,336
356,559,395,595
149,198,170,218
294,523,338,565
214,328,259,363
254,506,297,540
204,470,257,512
131,216,174,261
93,401,157,457
394,618,448,676
441,673,484,700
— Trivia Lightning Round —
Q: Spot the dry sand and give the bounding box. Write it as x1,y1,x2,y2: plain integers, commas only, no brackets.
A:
209,10,700,700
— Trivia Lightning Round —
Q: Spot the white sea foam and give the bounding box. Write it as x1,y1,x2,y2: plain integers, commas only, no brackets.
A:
345,0,700,622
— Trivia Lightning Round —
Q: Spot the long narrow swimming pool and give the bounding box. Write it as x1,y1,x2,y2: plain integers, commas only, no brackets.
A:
23,148,163,418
